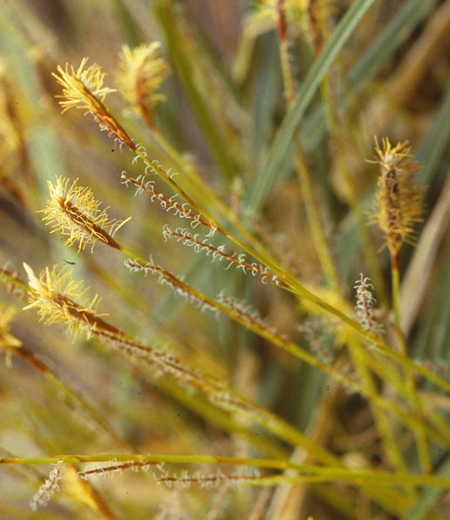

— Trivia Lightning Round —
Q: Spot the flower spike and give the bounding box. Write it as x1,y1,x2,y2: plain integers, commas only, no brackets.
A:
40,176,129,252
116,42,169,128
23,263,103,335
371,137,424,258
53,58,137,151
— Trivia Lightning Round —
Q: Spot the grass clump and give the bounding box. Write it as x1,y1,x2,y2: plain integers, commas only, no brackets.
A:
1,1,450,519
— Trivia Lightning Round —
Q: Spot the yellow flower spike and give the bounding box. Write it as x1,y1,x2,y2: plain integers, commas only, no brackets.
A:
116,42,169,129
371,137,425,329
23,263,103,336
40,176,129,253
371,137,425,260
52,58,137,151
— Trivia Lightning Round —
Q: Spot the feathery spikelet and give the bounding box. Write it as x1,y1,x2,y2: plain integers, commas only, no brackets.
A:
53,59,136,150
23,263,104,335
40,176,129,252
354,274,383,337
371,138,424,258
30,460,64,511
116,42,169,128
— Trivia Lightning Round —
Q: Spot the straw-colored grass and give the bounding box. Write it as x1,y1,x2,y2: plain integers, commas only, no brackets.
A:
1,1,450,518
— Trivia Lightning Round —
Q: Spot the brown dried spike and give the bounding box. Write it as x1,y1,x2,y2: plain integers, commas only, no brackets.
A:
371,138,425,257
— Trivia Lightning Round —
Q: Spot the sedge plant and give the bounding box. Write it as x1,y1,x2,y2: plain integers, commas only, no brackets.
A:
1,1,450,519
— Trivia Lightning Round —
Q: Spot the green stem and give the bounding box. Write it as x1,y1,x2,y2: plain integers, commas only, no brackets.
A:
3,454,450,492
275,5,341,292
319,77,388,307
392,251,431,474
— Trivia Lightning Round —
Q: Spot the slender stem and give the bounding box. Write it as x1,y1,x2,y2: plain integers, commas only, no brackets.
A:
2,455,450,490
346,337,409,476
275,1,341,292
319,77,388,307
392,253,401,331
391,250,432,474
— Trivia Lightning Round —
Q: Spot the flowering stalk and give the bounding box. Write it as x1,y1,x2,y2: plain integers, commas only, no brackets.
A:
371,139,431,471
272,0,341,292
23,263,122,338
371,138,424,330
131,149,348,317
53,59,137,151
15,262,450,505
21,264,244,410
36,176,450,402
51,59,344,327
6,455,450,490
47,59,450,457
19,264,353,464
115,43,243,235
37,174,383,373
21,259,442,457
41,177,130,253
162,225,284,287
121,262,450,442
52,60,385,348
116,43,169,130
121,173,222,235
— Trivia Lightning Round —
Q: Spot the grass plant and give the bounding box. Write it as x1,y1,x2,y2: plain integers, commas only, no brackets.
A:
1,1,450,518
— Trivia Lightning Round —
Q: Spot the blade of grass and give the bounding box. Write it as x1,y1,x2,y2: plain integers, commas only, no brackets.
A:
301,0,438,153
349,0,437,87
249,0,378,213
153,0,247,183
401,456,450,520
417,76,450,186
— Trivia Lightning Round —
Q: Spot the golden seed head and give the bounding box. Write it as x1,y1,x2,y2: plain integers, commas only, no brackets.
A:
23,263,102,335
52,59,136,150
41,176,127,252
116,43,169,109
52,58,115,112
371,137,425,257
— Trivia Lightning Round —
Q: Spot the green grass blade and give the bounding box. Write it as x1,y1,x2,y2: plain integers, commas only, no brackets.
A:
301,0,438,152
349,0,437,87
418,76,450,186
249,0,377,212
